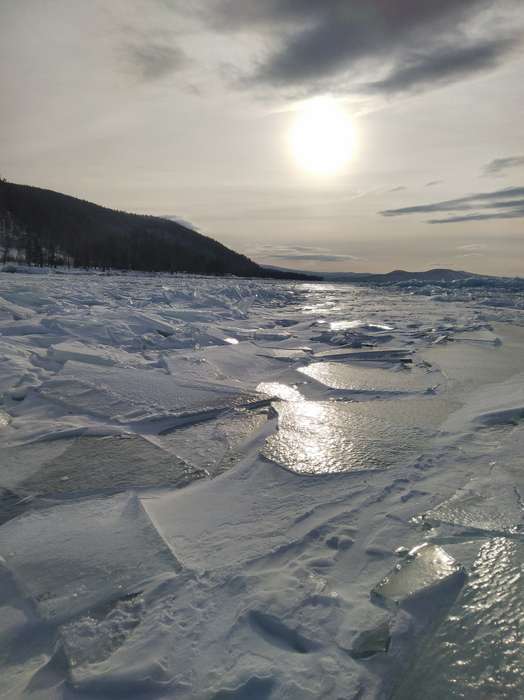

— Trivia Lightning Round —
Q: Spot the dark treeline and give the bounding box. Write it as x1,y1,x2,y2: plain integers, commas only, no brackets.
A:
0,180,317,280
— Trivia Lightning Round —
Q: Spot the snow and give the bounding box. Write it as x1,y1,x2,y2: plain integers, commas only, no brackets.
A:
0,270,523,698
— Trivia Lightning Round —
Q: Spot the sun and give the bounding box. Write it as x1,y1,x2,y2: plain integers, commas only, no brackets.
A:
289,97,355,176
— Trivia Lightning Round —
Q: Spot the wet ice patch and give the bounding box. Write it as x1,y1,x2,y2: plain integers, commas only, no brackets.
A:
263,398,450,475
372,543,465,608
394,537,524,699
417,487,523,537
299,362,440,394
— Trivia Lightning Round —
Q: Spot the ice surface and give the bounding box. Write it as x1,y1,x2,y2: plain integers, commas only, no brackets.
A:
299,362,440,393
18,435,203,497
394,537,524,699
419,488,523,536
372,543,465,607
0,493,179,621
155,407,270,476
263,398,450,474
349,620,391,659
38,359,264,427
313,347,412,361
49,340,116,366
1,271,523,699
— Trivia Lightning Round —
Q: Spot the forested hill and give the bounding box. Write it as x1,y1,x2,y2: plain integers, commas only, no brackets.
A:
0,180,315,280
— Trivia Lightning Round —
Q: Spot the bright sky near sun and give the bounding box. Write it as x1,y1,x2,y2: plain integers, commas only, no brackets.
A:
289,98,355,176
1,0,523,275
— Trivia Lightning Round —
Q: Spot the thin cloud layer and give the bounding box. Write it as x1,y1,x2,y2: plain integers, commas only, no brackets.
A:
483,156,524,176
381,186,524,224
429,208,524,223
271,253,360,262
124,42,187,81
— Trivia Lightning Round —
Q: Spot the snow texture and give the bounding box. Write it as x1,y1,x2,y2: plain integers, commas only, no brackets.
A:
0,270,523,698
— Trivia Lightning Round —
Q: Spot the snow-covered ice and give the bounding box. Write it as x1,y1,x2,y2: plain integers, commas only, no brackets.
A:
0,270,523,698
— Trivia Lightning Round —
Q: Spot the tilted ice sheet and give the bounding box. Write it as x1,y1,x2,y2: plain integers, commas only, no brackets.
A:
0,493,179,621
372,543,465,607
299,362,441,393
38,360,264,425
18,434,203,498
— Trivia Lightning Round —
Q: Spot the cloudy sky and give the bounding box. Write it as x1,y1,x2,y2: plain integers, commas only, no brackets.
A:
1,0,523,274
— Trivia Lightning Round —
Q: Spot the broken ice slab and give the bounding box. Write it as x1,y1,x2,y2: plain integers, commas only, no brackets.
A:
417,489,523,537
0,487,35,526
372,543,465,607
313,347,413,362
38,359,265,425
0,493,179,622
164,342,291,390
157,407,270,477
0,556,52,699
18,435,204,498
49,341,116,366
299,362,439,393
329,321,394,332
453,329,502,345
349,621,391,659
254,329,292,341
254,347,309,362
393,537,524,700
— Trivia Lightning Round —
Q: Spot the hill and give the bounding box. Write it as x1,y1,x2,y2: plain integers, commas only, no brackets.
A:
0,180,316,280
323,268,478,283
264,265,482,284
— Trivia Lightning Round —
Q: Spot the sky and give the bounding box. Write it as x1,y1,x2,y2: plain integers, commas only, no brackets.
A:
1,0,523,275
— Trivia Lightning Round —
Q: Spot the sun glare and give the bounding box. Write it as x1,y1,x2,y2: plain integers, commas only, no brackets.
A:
289,97,355,176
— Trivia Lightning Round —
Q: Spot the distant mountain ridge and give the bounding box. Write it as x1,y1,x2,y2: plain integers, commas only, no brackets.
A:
264,265,486,283
326,268,482,283
0,180,316,280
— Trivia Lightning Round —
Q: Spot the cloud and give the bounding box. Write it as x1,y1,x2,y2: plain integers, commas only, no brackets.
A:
457,243,487,251
429,208,524,223
162,215,200,231
483,156,524,176
251,243,362,264
425,180,443,187
271,253,360,262
207,0,520,95
363,38,514,94
380,185,524,224
124,42,187,81
380,186,524,216
389,186,407,192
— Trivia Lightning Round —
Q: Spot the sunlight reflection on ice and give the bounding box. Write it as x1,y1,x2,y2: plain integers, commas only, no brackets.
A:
263,399,448,475
395,537,524,699
256,382,304,402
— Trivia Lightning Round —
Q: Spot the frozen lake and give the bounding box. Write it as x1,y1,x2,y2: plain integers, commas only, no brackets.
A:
0,271,523,699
